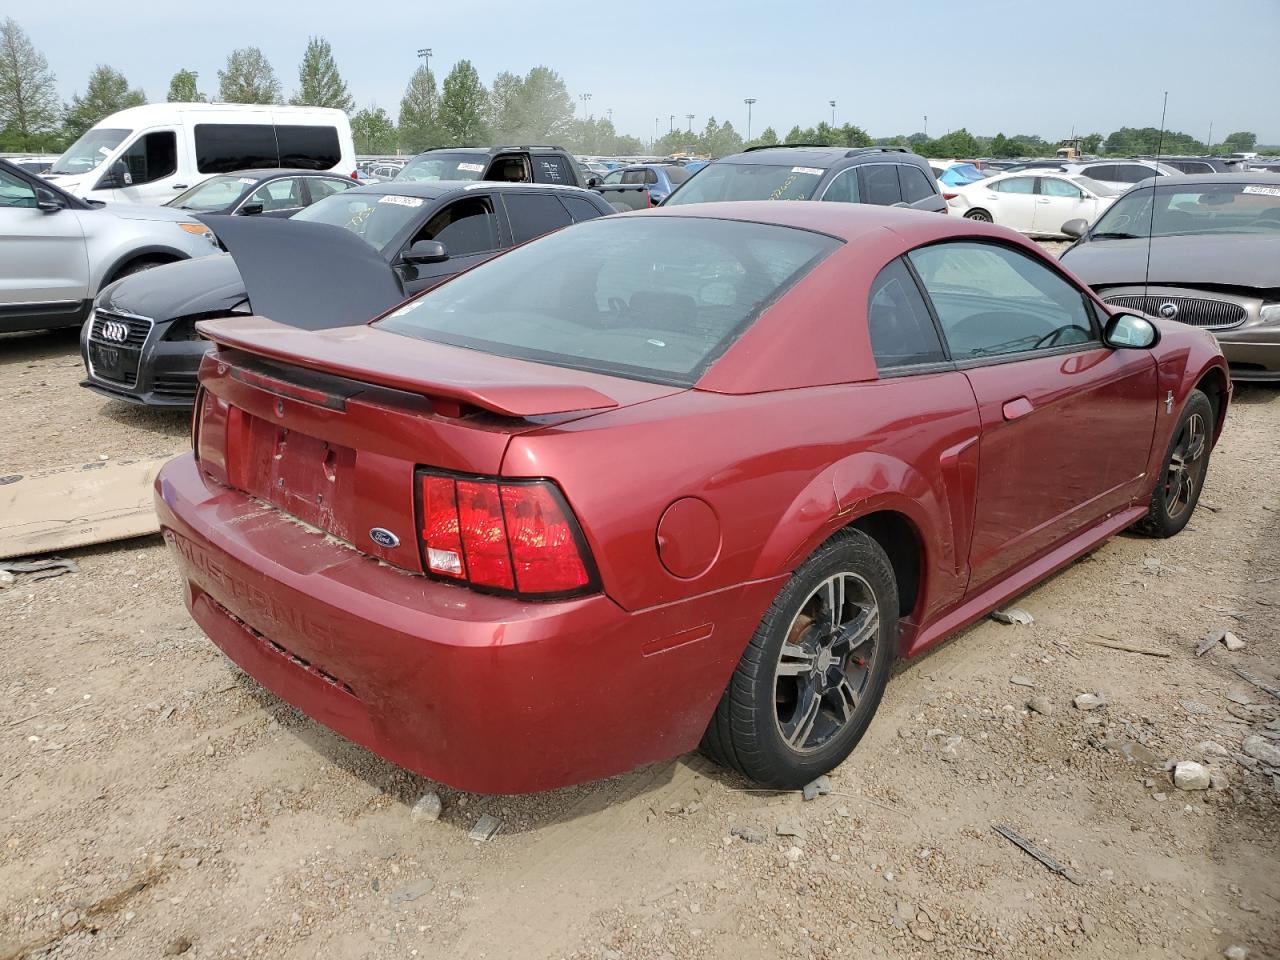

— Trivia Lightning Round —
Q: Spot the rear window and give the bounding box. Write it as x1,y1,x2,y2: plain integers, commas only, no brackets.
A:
276,125,341,170
377,216,840,385
664,162,825,205
397,152,487,182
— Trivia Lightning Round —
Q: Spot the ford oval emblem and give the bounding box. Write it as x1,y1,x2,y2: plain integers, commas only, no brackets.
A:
369,527,400,549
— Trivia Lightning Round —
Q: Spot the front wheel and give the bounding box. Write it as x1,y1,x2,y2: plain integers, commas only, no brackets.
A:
1134,388,1213,538
701,529,897,788
963,209,993,223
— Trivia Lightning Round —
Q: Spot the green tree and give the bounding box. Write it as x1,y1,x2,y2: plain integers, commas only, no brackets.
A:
291,37,353,112
1080,132,1103,154
513,66,573,142
930,127,979,158
487,70,522,142
351,104,397,154
63,65,144,139
437,59,488,144
988,132,1015,158
166,68,203,103
699,116,743,157
1222,131,1257,154
0,18,60,150
398,65,439,152
218,47,281,104
613,134,643,155
750,126,779,148
784,125,807,144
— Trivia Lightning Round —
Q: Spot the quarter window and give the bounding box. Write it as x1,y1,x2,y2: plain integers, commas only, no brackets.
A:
531,154,573,184
867,259,947,370
908,241,1096,361
821,168,861,204
504,193,573,245
898,165,936,204
413,197,498,257
560,195,606,222
306,177,354,201
860,164,902,205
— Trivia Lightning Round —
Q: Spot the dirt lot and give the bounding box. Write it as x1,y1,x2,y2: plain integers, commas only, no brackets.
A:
1,321,1278,960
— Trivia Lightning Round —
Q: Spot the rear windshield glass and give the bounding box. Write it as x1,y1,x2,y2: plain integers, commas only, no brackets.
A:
377,216,840,385
1090,181,1280,238
664,162,825,205
397,152,486,182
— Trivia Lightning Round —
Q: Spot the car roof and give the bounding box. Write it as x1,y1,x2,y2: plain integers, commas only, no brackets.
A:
1125,171,1280,187
345,180,598,200
411,145,567,157
717,146,917,167
218,168,352,181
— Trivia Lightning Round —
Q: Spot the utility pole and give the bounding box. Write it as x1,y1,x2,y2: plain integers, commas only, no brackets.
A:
1207,120,1214,152
655,117,659,148
744,98,756,141
829,100,836,127
923,115,928,138
669,114,675,133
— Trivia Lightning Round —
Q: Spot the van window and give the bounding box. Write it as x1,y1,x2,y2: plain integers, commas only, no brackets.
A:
276,125,342,171
531,154,573,184
195,124,279,174
118,131,178,185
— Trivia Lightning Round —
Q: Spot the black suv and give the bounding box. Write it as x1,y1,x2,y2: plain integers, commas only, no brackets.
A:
663,145,945,212
395,145,595,189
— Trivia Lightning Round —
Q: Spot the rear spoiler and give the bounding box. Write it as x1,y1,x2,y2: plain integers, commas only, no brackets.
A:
196,316,620,418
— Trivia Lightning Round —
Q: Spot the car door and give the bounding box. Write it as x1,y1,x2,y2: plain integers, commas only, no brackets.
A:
907,240,1158,594
1032,177,1090,236
987,176,1038,232
111,129,184,204
0,167,89,318
397,194,502,293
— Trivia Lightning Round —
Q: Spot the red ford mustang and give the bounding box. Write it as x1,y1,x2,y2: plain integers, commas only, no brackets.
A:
156,202,1229,793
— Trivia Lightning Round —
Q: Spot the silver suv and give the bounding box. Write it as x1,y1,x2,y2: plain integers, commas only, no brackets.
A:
0,159,220,333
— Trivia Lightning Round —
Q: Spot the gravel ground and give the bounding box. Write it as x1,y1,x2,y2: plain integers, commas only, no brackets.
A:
1,311,1278,960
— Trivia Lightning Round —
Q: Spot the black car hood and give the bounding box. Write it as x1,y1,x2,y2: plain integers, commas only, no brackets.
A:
98,253,248,321
197,216,407,330
1062,234,1280,291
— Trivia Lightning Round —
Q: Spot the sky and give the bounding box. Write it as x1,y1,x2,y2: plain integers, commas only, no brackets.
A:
18,0,1280,147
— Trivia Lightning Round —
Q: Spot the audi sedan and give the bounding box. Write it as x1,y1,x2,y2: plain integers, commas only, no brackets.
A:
156,202,1228,794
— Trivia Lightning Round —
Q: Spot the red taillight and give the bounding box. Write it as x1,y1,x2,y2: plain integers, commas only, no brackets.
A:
351,170,359,180
417,472,594,597
942,191,958,201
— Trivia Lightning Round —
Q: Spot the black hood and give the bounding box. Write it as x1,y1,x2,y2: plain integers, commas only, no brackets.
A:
197,216,408,330
1062,233,1280,292
98,253,248,321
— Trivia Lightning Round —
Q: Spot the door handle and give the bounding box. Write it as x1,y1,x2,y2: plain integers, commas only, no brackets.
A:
172,184,188,189
1036,198,1051,204
1002,397,1034,420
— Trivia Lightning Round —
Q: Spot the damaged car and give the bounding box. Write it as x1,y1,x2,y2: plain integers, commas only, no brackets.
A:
156,202,1228,794
1061,173,1280,381
80,180,613,406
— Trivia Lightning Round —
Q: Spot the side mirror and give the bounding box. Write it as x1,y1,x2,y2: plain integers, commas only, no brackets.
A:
1061,218,1087,239
35,187,62,212
587,176,602,188
403,239,448,264
97,159,132,190
1104,312,1160,350
239,202,264,216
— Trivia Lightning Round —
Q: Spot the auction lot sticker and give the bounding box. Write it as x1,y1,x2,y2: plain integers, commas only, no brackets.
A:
378,195,425,207
457,162,486,173
1242,184,1280,197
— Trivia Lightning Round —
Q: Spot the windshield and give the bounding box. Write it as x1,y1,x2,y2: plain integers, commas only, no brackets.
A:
51,128,129,175
167,175,253,211
664,162,825,205
291,192,426,251
396,153,486,182
376,216,840,385
1090,181,1280,238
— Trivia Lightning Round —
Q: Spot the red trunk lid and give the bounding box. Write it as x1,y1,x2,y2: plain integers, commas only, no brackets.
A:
193,317,681,572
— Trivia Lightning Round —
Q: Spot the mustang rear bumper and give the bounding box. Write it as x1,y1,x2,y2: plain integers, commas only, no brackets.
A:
155,453,781,793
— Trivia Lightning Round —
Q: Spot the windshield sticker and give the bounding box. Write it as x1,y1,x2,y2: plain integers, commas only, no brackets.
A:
379,195,425,208
1242,184,1280,197
791,166,824,176
456,162,485,173
98,146,113,156
238,177,256,185
769,175,799,201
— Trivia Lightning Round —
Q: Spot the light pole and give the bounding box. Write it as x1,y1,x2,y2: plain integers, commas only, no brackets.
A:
829,100,836,127
744,98,756,141
655,117,659,147
579,92,592,111
923,115,928,138
607,107,613,124
416,48,432,75
686,113,694,133
669,114,675,133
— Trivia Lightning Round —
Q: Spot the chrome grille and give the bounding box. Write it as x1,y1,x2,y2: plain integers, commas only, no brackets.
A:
88,309,152,347
1103,295,1247,330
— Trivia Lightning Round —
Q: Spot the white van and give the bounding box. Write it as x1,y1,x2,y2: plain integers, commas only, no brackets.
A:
43,103,357,205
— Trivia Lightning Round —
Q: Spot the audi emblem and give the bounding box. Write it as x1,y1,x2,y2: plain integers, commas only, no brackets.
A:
99,320,130,343
1157,302,1179,320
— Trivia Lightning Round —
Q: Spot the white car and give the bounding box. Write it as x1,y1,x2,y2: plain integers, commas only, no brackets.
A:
1057,159,1179,192
946,171,1121,239
1,159,220,332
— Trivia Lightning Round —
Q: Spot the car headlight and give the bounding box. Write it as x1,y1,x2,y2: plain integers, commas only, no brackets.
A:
179,222,219,248
1260,303,1280,326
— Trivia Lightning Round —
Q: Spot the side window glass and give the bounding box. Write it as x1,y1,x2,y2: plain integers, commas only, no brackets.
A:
603,170,623,184
413,197,497,256
821,168,861,204
1041,178,1082,199
504,193,573,245
898,166,935,203
908,241,1097,361
867,259,947,370
0,169,37,207
999,177,1036,195
248,178,304,211
307,177,354,201
561,195,605,222
490,155,529,182
860,164,902,205
195,124,279,173
531,154,572,184
1087,165,1116,182
621,169,648,185
119,131,177,185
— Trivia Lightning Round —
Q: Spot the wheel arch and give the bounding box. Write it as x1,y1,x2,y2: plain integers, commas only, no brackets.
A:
99,245,190,291
1193,364,1228,445
846,509,925,623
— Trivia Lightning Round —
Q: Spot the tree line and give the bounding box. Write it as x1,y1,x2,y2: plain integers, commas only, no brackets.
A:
0,17,1269,159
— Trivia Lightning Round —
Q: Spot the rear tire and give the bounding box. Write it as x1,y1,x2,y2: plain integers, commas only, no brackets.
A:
1134,388,1213,538
964,209,993,223
701,529,897,788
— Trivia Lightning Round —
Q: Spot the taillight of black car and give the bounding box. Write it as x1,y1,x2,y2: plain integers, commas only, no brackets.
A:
416,469,598,599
